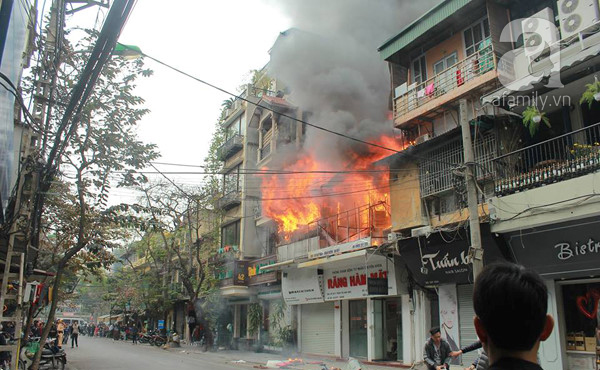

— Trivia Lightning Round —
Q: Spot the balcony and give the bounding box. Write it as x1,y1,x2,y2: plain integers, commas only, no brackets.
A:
394,39,497,127
218,260,251,297
493,122,600,197
216,190,241,210
217,134,244,161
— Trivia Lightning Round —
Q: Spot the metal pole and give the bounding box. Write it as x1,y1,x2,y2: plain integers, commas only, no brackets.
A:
460,99,484,280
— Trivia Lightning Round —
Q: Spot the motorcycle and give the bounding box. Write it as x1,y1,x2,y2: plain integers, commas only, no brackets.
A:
20,337,66,370
149,332,166,347
138,332,151,344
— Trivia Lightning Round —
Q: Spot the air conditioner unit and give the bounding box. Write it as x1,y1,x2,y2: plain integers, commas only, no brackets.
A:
411,226,432,238
522,7,558,57
415,134,431,145
558,0,600,39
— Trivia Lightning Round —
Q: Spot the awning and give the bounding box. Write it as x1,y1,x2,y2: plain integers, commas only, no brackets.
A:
258,259,294,272
297,249,369,269
482,40,600,105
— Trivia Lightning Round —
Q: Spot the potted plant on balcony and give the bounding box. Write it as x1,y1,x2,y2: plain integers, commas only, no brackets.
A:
522,106,550,137
580,78,600,109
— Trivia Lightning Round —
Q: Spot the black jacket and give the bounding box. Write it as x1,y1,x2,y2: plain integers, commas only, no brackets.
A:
424,338,451,368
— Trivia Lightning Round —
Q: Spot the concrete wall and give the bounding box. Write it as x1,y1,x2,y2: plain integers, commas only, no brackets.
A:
391,162,424,231
425,33,466,80
489,171,600,233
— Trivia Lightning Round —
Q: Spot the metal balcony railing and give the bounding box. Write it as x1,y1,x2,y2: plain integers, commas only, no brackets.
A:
216,190,241,210
283,201,390,249
493,122,600,196
394,38,496,119
218,134,244,161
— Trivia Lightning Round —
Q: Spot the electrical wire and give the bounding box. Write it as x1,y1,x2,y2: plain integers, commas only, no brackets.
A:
117,43,458,167
493,193,600,222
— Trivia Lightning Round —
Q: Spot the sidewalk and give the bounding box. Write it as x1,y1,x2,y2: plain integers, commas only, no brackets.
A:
164,344,419,370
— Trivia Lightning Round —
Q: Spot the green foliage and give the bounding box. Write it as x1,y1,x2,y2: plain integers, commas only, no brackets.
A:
268,299,294,346
580,80,600,109
248,303,263,337
221,97,235,109
250,68,274,94
23,27,160,322
522,106,551,137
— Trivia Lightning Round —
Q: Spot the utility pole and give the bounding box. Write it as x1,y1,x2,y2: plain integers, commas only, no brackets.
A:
459,99,484,280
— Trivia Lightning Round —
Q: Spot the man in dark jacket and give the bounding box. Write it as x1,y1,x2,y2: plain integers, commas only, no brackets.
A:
473,263,554,370
424,327,451,370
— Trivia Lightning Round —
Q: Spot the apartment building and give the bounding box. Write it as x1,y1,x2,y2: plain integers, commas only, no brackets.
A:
215,81,301,349
379,0,600,369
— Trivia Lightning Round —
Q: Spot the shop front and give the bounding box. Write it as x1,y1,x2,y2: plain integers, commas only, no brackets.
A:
504,216,600,370
282,246,409,362
247,255,283,348
398,224,510,367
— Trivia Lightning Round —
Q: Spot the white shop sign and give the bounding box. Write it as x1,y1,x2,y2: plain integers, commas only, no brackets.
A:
323,254,397,301
282,269,324,305
308,237,371,259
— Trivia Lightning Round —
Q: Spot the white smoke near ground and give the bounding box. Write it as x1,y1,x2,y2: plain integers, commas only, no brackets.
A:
265,0,440,162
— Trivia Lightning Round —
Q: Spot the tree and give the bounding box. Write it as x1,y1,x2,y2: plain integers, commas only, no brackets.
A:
21,26,158,369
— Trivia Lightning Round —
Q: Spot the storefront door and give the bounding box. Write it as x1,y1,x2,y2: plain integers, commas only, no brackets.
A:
349,300,368,358
239,304,247,338
384,299,402,361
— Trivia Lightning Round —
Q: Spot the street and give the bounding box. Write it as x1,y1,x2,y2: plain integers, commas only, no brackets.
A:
65,337,258,370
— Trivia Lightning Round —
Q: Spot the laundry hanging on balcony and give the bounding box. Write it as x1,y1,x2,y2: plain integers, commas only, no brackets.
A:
425,82,435,97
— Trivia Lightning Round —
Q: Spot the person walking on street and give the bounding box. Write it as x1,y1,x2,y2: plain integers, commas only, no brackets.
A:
71,321,79,348
63,323,70,345
131,324,138,345
424,327,451,370
56,320,66,348
473,263,554,370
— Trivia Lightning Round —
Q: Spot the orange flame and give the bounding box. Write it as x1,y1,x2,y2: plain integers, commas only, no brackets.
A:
260,135,407,240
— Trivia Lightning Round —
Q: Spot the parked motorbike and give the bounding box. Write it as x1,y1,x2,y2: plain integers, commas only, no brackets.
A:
138,332,151,344
149,332,166,347
20,337,66,370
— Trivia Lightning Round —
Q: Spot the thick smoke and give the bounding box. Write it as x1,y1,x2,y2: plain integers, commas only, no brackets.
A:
266,0,440,163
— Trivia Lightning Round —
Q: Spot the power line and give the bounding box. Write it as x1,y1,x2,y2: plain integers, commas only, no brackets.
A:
118,43,456,167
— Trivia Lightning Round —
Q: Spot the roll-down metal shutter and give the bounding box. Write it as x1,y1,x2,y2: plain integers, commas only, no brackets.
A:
301,302,335,356
458,284,478,367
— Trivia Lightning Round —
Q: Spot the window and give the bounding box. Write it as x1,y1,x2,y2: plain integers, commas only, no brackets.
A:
224,164,242,194
259,116,274,160
464,18,490,56
221,220,240,248
411,55,427,85
225,114,246,141
433,53,458,76
561,281,600,351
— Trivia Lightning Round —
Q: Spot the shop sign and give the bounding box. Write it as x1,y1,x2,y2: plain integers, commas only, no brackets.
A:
506,218,600,277
323,254,397,300
399,224,507,286
308,237,371,259
282,269,324,305
219,260,248,286
248,255,279,285
367,278,389,295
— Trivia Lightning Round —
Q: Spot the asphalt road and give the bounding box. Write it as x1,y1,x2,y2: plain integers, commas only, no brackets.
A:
65,336,258,370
